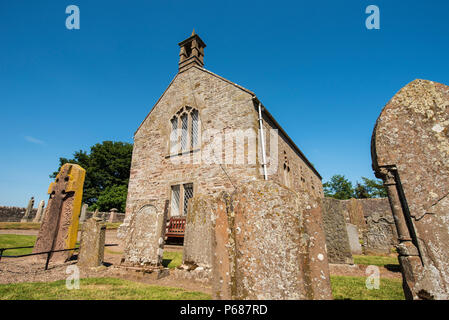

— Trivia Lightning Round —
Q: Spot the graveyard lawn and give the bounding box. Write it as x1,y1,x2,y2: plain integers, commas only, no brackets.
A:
0,234,36,255
331,276,404,300
353,255,399,267
0,277,211,300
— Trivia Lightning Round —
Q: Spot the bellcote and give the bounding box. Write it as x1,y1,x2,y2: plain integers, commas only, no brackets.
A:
178,30,206,72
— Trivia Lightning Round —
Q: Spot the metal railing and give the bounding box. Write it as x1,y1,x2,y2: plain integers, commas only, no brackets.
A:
0,244,118,270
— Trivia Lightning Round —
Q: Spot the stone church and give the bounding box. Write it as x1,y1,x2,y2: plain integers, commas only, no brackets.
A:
125,31,323,232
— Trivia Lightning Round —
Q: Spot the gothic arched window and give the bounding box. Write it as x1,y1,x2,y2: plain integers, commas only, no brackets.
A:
170,106,200,154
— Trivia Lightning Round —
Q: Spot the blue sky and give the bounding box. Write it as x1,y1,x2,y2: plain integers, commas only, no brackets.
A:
1,0,448,207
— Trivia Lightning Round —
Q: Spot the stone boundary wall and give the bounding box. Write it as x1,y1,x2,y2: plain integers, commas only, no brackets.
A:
322,198,398,255
0,206,125,223
83,211,126,223
0,206,37,222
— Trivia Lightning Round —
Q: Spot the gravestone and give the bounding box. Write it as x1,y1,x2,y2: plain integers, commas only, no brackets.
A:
346,223,362,255
117,215,131,240
122,203,167,266
32,200,45,223
108,208,119,223
78,217,106,268
212,180,332,300
79,203,88,223
372,79,449,300
321,198,354,264
362,200,398,254
32,163,86,263
183,195,213,269
20,197,34,222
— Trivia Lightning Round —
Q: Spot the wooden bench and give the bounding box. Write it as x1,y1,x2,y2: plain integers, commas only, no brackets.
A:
165,216,186,238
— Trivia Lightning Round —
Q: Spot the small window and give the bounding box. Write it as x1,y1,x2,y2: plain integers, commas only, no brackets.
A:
170,183,194,217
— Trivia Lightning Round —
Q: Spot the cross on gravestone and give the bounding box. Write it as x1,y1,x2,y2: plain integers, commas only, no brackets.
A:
33,163,85,263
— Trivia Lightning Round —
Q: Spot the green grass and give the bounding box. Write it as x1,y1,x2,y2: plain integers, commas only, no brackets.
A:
0,277,211,300
0,222,41,230
330,276,404,300
162,251,183,269
0,234,36,255
353,255,399,267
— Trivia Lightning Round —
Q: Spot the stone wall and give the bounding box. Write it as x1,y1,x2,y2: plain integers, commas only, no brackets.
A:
0,206,37,222
359,198,398,254
322,197,398,256
0,206,125,224
83,211,126,223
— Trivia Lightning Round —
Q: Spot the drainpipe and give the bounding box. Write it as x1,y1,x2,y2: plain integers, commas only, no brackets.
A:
257,102,268,180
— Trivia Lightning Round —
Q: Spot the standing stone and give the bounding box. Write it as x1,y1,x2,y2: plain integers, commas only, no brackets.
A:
362,199,398,254
321,198,354,264
183,195,213,269
108,208,118,223
32,200,45,223
21,197,34,222
212,180,332,300
117,215,131,240
346,223,362,255
78,217,106,268
122,203,167,266
372,79,449,300
79,203,88,223
33,163,86,262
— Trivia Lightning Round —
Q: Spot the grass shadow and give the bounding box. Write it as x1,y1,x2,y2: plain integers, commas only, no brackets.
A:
384,264,401,272
161,259,172,268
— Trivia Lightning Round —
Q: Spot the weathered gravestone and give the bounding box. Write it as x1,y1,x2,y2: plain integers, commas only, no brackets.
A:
78,217,106,268
212,180,332,300
321,198,354,264
183,195,213,269
122,203,167,266
108,208,119,223
346,223,362,255
21,197,34,222
33,163,86,262
32,200,45,223
372,79,449,299
79,203,88,223
362,199,398,254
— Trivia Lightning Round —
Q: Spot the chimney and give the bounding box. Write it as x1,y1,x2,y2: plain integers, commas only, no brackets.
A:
178,29,206,72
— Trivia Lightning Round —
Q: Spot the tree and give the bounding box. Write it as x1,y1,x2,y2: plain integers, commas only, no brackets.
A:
354,182,370,199
92,185,128,212
51,141,133,210
323,175,354,200
359,177,387,198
